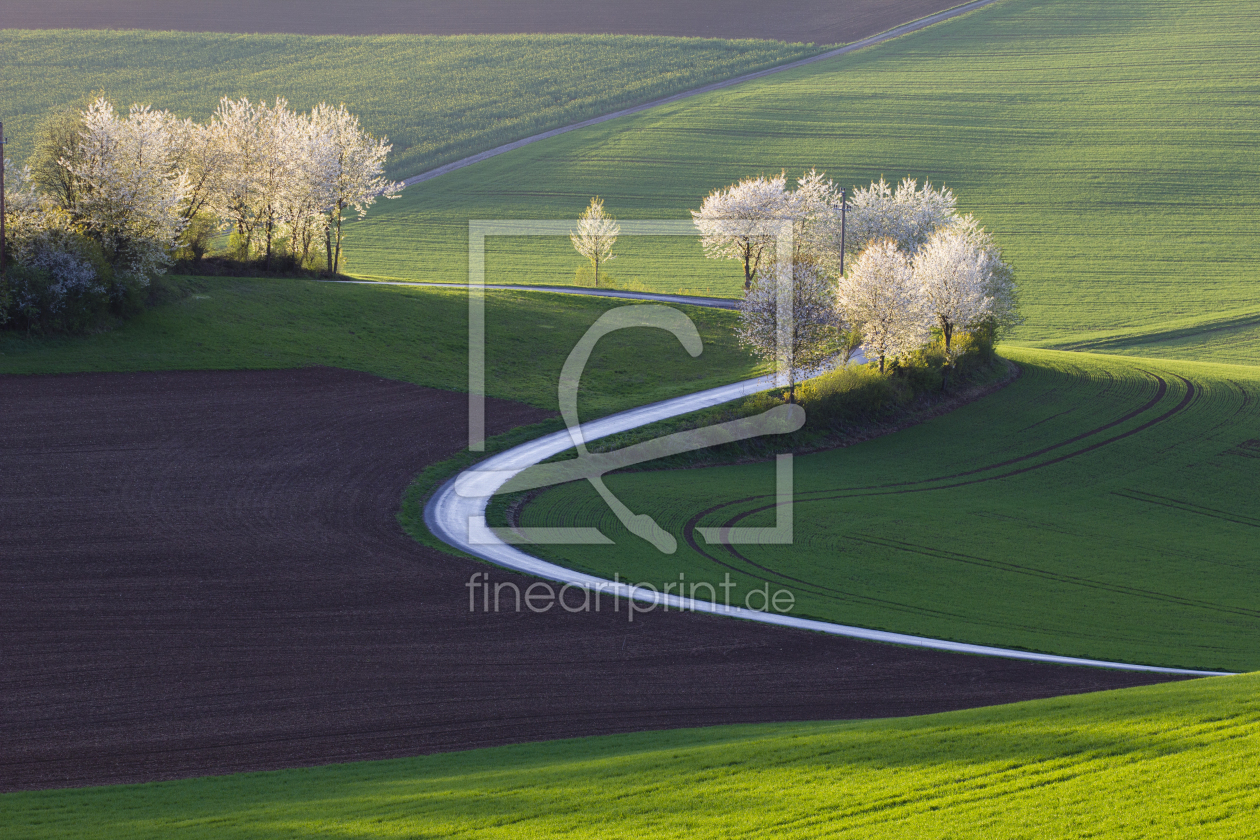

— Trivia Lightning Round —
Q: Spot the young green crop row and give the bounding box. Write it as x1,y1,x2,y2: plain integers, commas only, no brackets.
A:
3,672,1256,838
342,0,1260,364
519,347,1260,672
0,30,819,180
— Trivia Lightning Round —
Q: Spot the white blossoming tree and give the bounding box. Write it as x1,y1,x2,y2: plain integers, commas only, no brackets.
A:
913,226,995,360
310,102,401,276
252,99,301,268
790,168,844,266
836,238,928,373
280,111,339,270
207,97,268,255
737,259,840,403
947,214,1021,342
692,173,791,292
845,176,957,258
570,196,619,288
62,98,188,288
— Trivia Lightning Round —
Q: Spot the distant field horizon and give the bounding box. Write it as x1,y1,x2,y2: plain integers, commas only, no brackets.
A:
0,0,964,43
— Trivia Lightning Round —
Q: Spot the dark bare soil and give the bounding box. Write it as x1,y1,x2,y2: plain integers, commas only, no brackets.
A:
0,368,1185,793
2,0,966,44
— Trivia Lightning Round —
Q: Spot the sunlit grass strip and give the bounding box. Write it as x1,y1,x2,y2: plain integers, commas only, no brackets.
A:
2,673,1256,838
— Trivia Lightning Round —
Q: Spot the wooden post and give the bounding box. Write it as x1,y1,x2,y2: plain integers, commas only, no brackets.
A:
1,121,7,275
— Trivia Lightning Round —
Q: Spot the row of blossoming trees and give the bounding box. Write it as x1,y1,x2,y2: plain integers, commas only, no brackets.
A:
691,171,1020,398
2,96,400,331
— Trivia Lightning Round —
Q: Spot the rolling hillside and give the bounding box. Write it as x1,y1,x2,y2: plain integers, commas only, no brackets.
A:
344,0,1260,363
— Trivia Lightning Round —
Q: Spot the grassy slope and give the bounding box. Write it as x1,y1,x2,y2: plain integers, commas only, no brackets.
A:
0,278,758,416
344,0,1260,362
3,673,1257,839
0,30,818,179
520,348,1260,672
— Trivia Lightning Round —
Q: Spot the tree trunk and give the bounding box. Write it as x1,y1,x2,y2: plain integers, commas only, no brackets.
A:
879,354,886,374
263,215,273,269
333,206,344,275
593,257,599,288
743,249,752,292
325,217,333,276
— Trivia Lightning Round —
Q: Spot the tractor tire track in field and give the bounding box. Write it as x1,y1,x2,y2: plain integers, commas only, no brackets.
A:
681,372,1234,622
1113,490,1260,530
690,371,1190,558
2,368,1193,793
703,372,1192,532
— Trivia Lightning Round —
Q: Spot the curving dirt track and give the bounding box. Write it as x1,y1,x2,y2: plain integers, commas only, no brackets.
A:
0,367,1187,793
2,0,967,44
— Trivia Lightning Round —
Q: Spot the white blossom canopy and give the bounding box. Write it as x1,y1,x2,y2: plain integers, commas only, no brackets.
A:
835,238,929,372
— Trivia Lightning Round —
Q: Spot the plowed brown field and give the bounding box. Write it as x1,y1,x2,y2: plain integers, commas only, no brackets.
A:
2,0,964,43
0,368,1184,792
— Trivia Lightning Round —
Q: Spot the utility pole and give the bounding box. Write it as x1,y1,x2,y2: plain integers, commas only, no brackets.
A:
838,186,848,277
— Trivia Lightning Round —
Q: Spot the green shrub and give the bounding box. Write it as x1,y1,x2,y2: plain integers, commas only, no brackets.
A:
796,364,909,430
174,212,221,262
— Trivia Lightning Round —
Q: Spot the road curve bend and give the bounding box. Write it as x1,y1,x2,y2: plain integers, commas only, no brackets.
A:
423,362,1234,679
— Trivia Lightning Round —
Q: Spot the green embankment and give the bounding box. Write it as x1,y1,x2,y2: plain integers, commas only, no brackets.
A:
344,0,1260,363
0,278,758,416
3,673,1257,839
0,30,818,180
518,347,1260,672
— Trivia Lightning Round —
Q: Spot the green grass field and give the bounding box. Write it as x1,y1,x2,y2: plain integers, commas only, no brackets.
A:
517,347,1260,672
343,0,1260,363
0,278,758,416
3,673,1256,839
0,30,818,179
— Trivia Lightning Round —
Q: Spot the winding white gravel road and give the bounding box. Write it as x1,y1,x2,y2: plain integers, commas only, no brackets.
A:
420,290,1233,677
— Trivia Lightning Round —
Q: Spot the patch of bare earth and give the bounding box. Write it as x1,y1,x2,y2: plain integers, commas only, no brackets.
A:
0,368,1185,792
3,0,968,43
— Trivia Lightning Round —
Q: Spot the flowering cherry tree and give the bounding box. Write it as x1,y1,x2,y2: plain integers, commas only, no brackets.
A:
846,176,957,258
62,98,188,286
737,259,840,402
913,226,995,358
208,97,268,253
836,238,927,373
692,173,790,292
310,102,401,275
570,196,619,288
